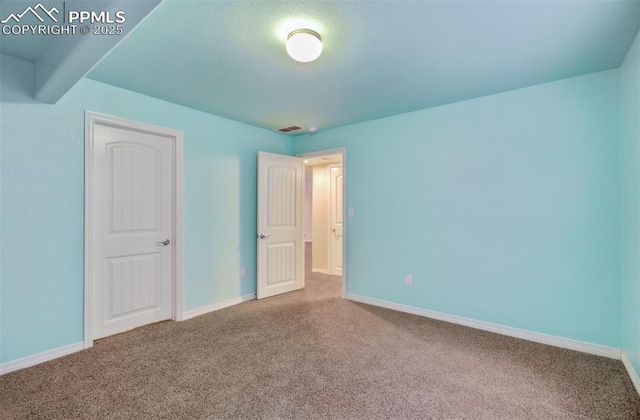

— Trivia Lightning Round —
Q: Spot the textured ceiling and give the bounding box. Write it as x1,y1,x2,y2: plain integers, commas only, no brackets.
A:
3,0,640,134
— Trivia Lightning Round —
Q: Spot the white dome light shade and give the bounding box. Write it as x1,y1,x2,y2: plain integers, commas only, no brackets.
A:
286,29,322,63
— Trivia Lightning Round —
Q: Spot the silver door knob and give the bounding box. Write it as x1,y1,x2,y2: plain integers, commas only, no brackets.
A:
156,239,170,246
258,234,271,239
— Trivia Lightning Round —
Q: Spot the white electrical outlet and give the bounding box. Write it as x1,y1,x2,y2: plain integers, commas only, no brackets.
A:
240,268,246,278
405,275,413,286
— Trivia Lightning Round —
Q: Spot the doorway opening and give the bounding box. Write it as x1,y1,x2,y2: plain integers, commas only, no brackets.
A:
299,148,346,298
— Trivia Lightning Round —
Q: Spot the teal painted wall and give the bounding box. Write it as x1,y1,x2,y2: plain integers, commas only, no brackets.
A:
620,31,640,379
0,53,292,363
295,70,621,347
0,50,629,365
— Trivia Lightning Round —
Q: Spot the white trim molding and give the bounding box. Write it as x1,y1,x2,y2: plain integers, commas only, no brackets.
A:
183,293,256,320
0,342,84,376
621,351,640,395
346,294,622,359
84,111,185,348
311,268,330,275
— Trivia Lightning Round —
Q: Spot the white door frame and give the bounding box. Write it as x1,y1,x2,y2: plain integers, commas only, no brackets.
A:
84,111,185,349
298,147,347,298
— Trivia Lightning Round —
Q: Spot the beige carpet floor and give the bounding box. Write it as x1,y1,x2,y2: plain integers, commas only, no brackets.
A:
1,245,640,419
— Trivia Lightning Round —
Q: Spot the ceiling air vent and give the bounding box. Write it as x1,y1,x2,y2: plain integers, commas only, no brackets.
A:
277,125,303,133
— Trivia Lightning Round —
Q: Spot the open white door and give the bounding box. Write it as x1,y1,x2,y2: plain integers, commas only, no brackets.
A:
329,164,343,276
257,152,304,299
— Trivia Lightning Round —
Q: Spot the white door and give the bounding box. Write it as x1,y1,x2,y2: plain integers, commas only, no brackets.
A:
91,123,173,339
257,152,304,299
329,164,343,276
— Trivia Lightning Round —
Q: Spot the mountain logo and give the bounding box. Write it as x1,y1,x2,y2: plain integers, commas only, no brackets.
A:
1,3,59,24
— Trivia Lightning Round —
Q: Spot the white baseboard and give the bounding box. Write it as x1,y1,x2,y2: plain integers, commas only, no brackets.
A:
346,294,621,359
305,239,312,243
621,351,640,395
312,268,329,275
183,293,256,320
0,342,84,376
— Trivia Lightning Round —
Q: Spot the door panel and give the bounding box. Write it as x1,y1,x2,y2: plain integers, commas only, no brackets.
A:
257,152,304,299
108,253,158,318
92,123,173,339
266,242,296,286
267,165,297,226
109,144,159,232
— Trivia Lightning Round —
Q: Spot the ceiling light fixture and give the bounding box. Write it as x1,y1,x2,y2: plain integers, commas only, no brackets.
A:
286,29,322,63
